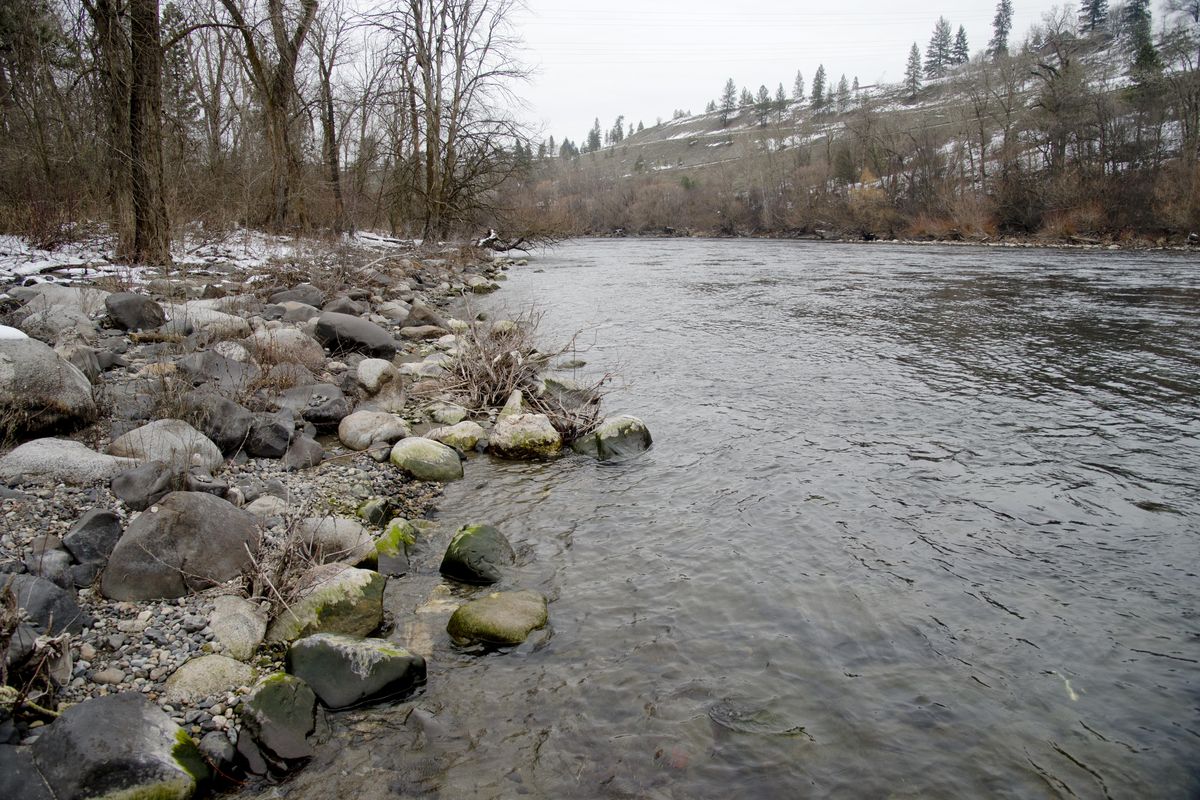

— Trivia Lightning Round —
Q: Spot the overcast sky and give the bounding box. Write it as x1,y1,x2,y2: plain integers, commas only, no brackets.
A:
509,0,1075,144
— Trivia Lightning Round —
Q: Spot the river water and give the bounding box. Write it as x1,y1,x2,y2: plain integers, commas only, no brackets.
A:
262,240,1200,799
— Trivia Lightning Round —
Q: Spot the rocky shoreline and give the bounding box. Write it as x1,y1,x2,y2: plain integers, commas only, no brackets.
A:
0,239,650,799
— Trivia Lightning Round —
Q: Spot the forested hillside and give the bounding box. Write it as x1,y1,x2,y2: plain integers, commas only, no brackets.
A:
511,2,1200,244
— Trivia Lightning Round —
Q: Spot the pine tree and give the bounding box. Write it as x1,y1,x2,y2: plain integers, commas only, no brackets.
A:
706,100,717,113
990,0,1013,57
1079,0,1108,33
810,64,827,109
793,70,805,103
720,78,737,126
852,76,860,93
637,120,644,132
586,118,602,152
548,135,556,155
1124,0,1161,75
740,87,754,107
836,74,850,112
904,43,923,99
774,82,788,117
953,25,970,63
755,84,772,126
925,16,953,78
611,115,624,144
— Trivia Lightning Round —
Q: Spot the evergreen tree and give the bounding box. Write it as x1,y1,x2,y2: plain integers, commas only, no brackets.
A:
755,84,772,126
1124,0,1162,75
740,87,754,107
836,74,851,112
793,70,805,103
720,78,737,126
537,141,546,159
852,76,860,93
586,118,602,152
637,120,644,132
705,100,717,113
548,135,556,154
904,43,923,99
611,115,624,144
810,64,827,108
990,0,1014,57
774,82,788,116
1079,0,1108,33
953,25,970,63
925,16,953,78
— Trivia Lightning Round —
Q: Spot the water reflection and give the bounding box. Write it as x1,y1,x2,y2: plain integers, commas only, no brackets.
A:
253,240,1200,800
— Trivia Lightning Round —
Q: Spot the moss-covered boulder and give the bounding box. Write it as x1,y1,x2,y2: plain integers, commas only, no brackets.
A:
439,523,514,585
571,415,653,461
374,519,417,576
286,633,426,709
425,420,486,452
488,414,562,460
389,437,463,482
32,693,208,800
446,589,548,647
266,565,386,643
239,673,317,766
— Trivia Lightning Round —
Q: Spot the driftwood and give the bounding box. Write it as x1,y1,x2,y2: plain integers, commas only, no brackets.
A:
475,229,529,252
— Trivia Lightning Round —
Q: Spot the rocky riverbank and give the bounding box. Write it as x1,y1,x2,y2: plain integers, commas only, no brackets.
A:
0,236,652,799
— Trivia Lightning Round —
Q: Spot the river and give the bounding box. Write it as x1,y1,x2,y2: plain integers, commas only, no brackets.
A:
258,239,1200,799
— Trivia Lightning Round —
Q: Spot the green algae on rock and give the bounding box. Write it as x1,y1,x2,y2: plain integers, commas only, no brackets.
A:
446,589,548,647
266,565,386,643
389,436,464,482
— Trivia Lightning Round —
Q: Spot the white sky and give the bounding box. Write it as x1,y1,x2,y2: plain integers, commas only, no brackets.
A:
509,0,1077,143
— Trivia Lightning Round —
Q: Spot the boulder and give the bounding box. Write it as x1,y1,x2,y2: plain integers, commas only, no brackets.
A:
314,312,397,359
403,301,449,330
165,302,251,340
212,340,251,362
376,300,411,324
105,292,166,331
269,284,325,307
439,524,514,585
247,328,326,372
282,435,325,471
0,438,137,486
164,655,255,704
107,419,224,474
176,351,261,394
182,392,253,454
101,492,260,601
0,746,53,800
247,413,294,459
276,301,320,323
62,509,123,567
497,388,524,421
26,549,73,589
426,401,468,425
389,437,463,482
244,495,289,519
277,383,350,427
286,634,426,710
446,590,548,647
399,325,447,340
110,461,173,511
32,693,206,800
209,595,268,661
337,410,410,451
0,574,91,635
571,415,653,461
489,413,562,460
322,297,364,316
240,673,316,765
297,517,375,566
55,343,100,383
355,358,405,411
0,338,96,437
425,420,486,452
266,564,386,643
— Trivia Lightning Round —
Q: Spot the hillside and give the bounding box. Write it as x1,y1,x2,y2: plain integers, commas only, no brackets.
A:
511,23,1200,245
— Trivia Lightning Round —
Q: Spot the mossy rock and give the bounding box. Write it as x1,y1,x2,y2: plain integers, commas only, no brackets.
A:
439,523,514,585
240,673,316,763
286,633,426,709
447,589,548,647
571,415,652,461
266,565,386,643
389,437,464,482
489,413,562,460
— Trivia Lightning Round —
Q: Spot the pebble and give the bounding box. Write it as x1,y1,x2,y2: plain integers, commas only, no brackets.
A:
93,667,125,684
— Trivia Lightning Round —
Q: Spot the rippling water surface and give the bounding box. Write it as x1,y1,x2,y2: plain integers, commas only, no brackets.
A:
267,240,1200,799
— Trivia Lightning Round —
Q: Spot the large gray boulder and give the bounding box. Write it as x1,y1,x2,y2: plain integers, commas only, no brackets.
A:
276,383,350,427
164,654,255,704
269,284,325,307
337,410,410,451
182,392,253,454
209,595,268,661
0,438,137,486
286,634,426,710
439,523,514,585
62,509,123,568
355,358,405,412
296,517,375,566
32,693,206,800
0,338,96,437
177,351,261,394
389,437,463,482
247,328,326,372
266,565,385,643
426,420,486,452
105,292,166,331
314,312,397,359
0,746,53,800
165,301,251,340
107,419,224,474
571,415,653,461
0,574,92,635
101,492,260,601
240,674,317,767
489,413,562,460
110,461,173,511
446,589,548,647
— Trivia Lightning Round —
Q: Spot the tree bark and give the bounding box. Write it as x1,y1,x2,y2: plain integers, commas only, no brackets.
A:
90,0,136,259
129,0,171,264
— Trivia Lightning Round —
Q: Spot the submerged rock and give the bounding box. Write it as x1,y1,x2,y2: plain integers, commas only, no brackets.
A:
266,564,386,643
286,633,426,709
571,415,653,461
32,693,207,800
389,437,463,482
446,589,548,647
489,413,562,460
439,523,514,585
240,673,317,765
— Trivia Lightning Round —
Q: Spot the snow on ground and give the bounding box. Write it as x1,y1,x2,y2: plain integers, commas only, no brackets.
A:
0,227,419,287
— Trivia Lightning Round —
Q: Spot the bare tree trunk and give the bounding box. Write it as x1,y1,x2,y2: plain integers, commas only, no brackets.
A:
90,0,136,258
129,0,171,264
